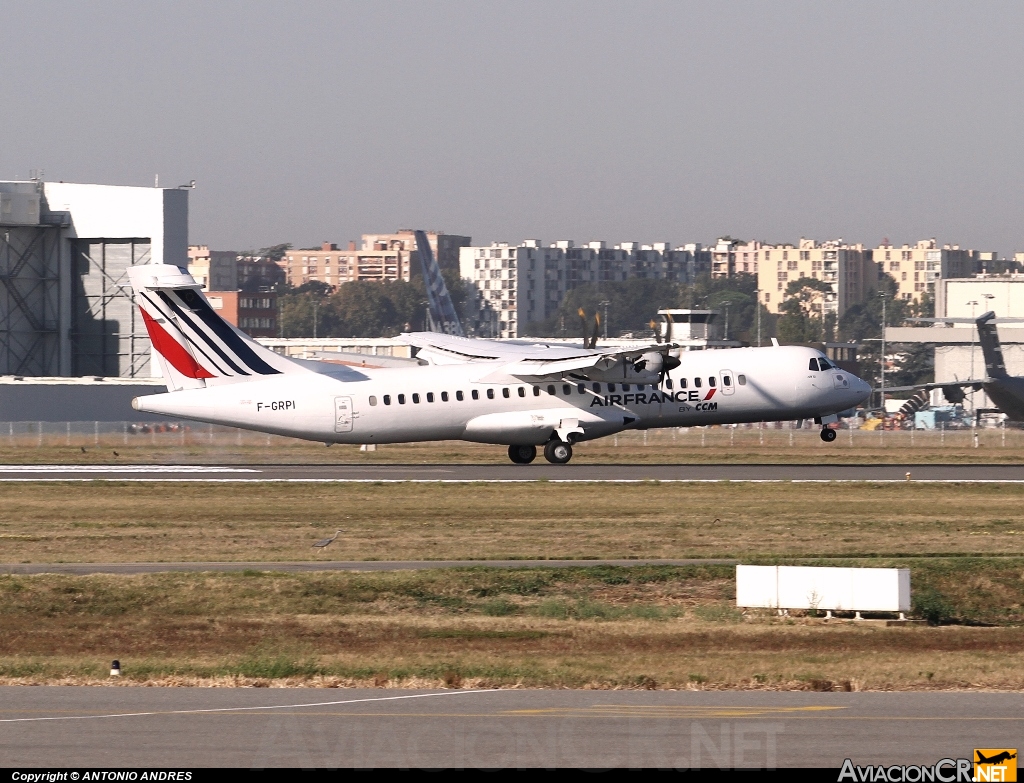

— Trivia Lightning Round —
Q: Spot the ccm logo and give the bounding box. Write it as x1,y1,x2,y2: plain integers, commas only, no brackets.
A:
256,401,294,411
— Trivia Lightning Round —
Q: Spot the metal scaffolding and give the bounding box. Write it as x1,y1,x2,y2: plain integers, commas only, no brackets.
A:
0,226,61,375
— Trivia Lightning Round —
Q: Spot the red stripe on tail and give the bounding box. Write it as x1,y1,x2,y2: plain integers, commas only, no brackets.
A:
140,308,215,379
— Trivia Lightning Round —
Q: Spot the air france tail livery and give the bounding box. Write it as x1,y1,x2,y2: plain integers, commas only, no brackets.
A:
127,264,871,464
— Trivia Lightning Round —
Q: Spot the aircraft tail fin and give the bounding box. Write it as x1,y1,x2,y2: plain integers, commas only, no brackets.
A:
127,264,305,392
976,310,1009,379
414,230,464,337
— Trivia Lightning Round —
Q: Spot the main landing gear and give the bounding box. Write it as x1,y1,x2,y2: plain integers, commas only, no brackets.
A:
543,439,573,464
507,440,574,464
820,427,837,443
508,444,537,464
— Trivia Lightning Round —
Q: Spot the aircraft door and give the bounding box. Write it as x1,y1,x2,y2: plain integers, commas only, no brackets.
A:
720,370,735,396
334,396,354,433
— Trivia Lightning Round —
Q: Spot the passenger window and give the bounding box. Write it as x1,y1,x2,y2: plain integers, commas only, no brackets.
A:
533,386,540,396
623,384,630,391
456,391,464,401
666,379,673,389
723,376,731,387
398,394,406,404
637,384,645,391
369,396,378,406
471,390,479,400
518,387,526,397
383,395,391,405
562,384,571,395
412,393,420,403
679,378,687,388
502,388,510,398
547,385,556,395
441,391,449,402
694,378,702,388
809,358,819,371
592,383,601,393
709,377,716,387
577,384,585,394
487,389,495,399
738,375,747,385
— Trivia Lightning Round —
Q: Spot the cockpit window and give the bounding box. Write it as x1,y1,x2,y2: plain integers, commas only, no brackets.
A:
809,358,819,371
819,358,833,370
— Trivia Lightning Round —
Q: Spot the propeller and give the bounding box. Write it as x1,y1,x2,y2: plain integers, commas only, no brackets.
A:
650,319,662,343
578,308,601,349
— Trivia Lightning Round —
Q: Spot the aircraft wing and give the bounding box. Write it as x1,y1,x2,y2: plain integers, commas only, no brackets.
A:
503,343,677,381
399,332,608,363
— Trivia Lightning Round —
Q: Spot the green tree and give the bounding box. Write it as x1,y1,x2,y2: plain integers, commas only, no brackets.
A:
776,277,833,344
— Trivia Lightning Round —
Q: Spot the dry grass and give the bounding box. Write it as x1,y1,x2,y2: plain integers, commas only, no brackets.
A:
1,566,1023,690
2,425,1024,464
2,481,1024,563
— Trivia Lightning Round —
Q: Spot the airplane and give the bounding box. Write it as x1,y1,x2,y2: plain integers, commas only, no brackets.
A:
976,751,1016,765
886,311,1024,421
125,254,872,464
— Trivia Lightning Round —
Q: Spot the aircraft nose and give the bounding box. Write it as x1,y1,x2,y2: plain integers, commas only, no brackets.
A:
851,374,872,404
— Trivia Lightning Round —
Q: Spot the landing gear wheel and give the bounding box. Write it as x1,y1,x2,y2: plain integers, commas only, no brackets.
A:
508,444,537,464
544,439,573,464
820,427,837,443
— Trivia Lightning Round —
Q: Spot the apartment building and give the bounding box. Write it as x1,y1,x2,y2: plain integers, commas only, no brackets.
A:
360,230,471,268
281,231,470,287
871,239,975,303
282,241,410,287
757,238,876,319
187,245,238,291
710,239,761,278
205,290,278,338
460,240,713,338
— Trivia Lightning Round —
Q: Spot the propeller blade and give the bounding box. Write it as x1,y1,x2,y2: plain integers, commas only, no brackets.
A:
589,312,601,349
649,319,661,343
578,308,588,348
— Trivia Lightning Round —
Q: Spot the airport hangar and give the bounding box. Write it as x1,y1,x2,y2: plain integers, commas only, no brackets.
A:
0,179,186,421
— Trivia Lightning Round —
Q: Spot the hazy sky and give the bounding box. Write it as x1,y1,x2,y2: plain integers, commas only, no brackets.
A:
3,1,1023,254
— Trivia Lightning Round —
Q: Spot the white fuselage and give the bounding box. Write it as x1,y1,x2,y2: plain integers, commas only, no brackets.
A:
133,344,871,446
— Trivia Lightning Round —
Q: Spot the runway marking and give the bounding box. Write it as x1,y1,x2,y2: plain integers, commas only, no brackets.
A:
0,689,494,724
504,704,845,718
0,465,258,474
1,478,1024,484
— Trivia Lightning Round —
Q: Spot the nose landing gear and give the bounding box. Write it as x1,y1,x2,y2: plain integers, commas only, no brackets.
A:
507,444,537,464
820,427,837,443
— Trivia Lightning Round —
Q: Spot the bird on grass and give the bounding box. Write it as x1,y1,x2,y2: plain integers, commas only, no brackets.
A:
312,530,344,550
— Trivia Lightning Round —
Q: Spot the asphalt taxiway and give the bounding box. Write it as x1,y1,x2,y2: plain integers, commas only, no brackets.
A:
0,462,1021,481
1,687,1019,768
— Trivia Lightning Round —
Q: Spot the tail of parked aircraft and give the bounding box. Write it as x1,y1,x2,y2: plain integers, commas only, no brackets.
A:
976,311,1009,379
414,230,464,337
127,264,304,392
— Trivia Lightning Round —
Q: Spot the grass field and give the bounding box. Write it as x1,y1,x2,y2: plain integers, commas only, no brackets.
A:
1,481,1023,563
2,562,1022,690
4,444,1024,690
2,424,1024,464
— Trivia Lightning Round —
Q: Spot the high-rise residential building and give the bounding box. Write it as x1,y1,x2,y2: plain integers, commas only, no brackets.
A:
757,238,877,320
710,239,761,278
871,239,974,303
460,239,712,338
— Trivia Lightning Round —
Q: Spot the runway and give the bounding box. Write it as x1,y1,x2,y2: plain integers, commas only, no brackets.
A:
1,687,1019,768
0,462,1022,481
